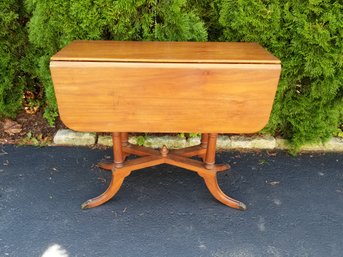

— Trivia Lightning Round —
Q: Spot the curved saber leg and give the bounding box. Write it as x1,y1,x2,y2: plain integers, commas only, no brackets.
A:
201,173,247,211
81,169,130,209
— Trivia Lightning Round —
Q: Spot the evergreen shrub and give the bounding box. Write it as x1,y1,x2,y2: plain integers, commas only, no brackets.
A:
0,0,32,117
2,0,341,149
218,0,343,149
26,0,207,125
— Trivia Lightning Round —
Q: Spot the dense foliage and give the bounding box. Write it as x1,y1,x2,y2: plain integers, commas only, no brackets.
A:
0,0,342,149
217,0,343,149
25,0,207,124
0,0,31,117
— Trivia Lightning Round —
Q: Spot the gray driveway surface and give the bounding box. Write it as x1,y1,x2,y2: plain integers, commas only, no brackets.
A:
0,145,342,257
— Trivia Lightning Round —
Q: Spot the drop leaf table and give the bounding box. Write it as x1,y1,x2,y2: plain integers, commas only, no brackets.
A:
50,40,281,211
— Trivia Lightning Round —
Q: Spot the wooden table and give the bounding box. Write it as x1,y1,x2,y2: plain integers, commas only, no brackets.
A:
50,40,281,211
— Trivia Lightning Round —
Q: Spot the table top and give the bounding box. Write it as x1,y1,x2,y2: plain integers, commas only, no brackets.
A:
50,41,281,133
51,40,280,64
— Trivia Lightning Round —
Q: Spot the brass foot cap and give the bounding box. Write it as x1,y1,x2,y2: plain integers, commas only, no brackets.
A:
81,200,91,210
237,202,247,211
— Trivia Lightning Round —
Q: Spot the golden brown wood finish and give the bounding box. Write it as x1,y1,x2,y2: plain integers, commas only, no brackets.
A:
51,40,280,64
112,132,124,168
82,133,246,210
121,132,129,146
51,41,281,210
50,62,280,133
201,133,209,148
205,133,218,169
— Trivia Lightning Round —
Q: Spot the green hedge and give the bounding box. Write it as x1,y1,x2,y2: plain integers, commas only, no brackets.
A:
0,0,31,117
25,0,207,125
217,0,343,149
0,0,342,150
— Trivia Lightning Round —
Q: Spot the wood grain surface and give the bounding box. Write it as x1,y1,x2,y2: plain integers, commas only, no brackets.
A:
51,41,281,210
51,40,280,64
50,61,281,133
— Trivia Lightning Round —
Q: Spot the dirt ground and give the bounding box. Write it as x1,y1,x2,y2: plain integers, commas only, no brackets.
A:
0,110,66,145
0,110,179,145
1,109,339,146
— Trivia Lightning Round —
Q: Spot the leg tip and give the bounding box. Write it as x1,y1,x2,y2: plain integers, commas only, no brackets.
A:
214,164,230,172
81,200,91,210
97,162,113,171
238,202,247,211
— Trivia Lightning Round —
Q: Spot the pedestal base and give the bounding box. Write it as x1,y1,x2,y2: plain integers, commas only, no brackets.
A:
81,133,246,211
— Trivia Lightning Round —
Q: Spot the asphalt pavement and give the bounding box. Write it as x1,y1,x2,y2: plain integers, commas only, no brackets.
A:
0,145,342,257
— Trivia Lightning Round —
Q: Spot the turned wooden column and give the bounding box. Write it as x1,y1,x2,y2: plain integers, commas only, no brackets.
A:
201,133,209,148
112,132,124,168
121,132,129,147
50,41,281,211
205,133,217,169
